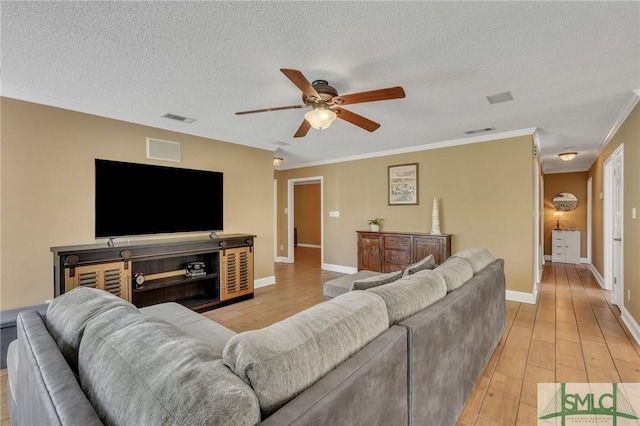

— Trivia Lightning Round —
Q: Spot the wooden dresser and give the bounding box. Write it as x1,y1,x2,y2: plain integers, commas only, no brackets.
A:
357,231,452,273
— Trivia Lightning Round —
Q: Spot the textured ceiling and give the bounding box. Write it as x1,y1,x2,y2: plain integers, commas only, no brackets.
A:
2,1,639,172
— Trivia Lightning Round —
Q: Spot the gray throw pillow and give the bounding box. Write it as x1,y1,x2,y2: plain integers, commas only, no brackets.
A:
46,286,137,370
350,270,403,291
402,254,436,276
79,306,260,426
434,257,474,292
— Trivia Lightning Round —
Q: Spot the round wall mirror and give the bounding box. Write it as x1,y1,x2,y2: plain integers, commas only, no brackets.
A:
553,192,578,211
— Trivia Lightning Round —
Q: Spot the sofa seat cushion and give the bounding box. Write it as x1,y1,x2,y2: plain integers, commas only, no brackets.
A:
434,257,474,292
223,291,389,417
140,302,236,358
366,269,447,326
323,270,381,299
402,254,436,276
350,270,403,291
79,306,260,426
452,247,495,274
46,287,137,370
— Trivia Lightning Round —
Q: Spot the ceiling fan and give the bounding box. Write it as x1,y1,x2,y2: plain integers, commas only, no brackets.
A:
235,69,406,138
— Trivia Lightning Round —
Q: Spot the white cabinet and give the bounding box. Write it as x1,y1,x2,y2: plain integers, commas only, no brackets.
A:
551,230,581,264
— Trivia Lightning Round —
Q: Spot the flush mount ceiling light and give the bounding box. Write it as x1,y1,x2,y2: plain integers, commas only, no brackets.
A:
273,157,284,166
304,103,337,130
559,151,578,161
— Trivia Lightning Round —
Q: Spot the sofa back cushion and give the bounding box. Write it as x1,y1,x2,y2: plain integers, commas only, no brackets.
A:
222,291,389,417
367,269,447,325
79,306,260,426
46,286,137,370
434,257,474,292
452,247,495,274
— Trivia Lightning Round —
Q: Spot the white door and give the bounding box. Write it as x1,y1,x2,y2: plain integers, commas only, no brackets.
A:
604,145,624,305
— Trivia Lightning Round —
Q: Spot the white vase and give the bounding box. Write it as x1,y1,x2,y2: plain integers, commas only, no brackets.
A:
370,224,380,232
431,197,441,234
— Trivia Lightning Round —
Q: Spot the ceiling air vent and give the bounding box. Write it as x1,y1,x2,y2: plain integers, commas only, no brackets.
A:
486,91,513,104
464,127,495,135
162,113,195,123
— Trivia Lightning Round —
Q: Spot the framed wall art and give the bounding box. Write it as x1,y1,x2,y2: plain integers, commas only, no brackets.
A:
388,163,419,205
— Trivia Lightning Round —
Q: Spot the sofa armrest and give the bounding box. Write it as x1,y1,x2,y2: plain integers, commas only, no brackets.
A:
15,310,102,426
261,326,408,426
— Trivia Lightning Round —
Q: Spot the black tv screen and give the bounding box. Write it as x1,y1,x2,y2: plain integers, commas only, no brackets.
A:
95,159,223,238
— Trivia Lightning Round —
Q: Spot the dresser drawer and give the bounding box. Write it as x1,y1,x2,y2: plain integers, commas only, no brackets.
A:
384,236,411,251
385,249,411,265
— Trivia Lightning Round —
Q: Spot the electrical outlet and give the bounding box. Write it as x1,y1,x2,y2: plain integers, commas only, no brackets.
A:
280,245,283,251
628,289,631,301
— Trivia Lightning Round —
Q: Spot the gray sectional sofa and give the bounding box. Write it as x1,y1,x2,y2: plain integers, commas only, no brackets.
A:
6,248,505,426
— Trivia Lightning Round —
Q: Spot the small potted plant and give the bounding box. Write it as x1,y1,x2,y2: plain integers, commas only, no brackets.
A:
368,218,384,232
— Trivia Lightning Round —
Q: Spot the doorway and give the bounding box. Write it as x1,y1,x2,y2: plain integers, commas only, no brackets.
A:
603,145,624,305
287,177,323,264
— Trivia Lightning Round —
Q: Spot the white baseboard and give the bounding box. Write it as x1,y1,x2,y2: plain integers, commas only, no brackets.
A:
322,263,358,274
580,257,589,264
275,256,293,263
544,255,552,261
587,264,606,289
297,243,321,248
254,275,276,289
621,307,640,345
506,288,537,304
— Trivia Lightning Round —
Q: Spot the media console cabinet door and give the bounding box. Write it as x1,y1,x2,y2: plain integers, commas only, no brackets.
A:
65,261,131,302
220,246,254,301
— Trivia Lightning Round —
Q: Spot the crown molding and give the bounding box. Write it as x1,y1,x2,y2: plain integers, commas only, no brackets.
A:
587,89,640,170
278,127,537,170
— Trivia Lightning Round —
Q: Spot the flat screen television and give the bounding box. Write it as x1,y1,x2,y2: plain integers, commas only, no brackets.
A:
95,159,223,238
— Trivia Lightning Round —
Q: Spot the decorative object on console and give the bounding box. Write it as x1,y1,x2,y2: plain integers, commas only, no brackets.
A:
431,197,441,234
367,218,384,232
388,163,419,205
185,262,207,277
553,210,564,229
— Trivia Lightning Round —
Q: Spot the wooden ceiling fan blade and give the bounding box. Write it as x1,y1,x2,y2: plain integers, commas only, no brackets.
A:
334,107,380,132
294,119,311,138
333,86,405,105
280,68,320,99
235,104,307,115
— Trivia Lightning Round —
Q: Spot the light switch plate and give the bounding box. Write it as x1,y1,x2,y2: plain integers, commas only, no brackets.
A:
632,207,637,219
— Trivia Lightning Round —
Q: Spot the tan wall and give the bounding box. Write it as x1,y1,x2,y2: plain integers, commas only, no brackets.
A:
543,172,588,257
1,98,275,310
277,136,535,293
588,101,640,325
294,184,321,246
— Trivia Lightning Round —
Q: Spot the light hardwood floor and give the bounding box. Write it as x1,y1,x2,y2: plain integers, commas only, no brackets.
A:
2,247,639,425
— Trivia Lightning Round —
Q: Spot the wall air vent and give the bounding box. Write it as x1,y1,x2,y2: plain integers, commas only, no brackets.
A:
486,91,513,104
464,127,496,135
162,113,195,123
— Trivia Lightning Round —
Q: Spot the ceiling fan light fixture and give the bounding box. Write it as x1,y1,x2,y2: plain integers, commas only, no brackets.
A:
559,151,578,161
304,104,337,130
